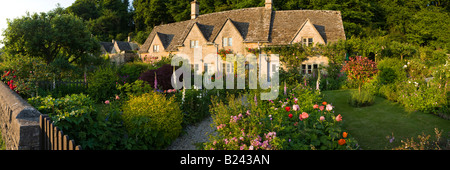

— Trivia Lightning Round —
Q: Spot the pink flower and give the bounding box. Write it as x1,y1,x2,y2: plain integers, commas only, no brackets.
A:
115,95,120,100
299,112,309,121
336,114,342,122
292,105,300,111
326,104,333,111
105,100,110,105
313,104,319,109
319,106,324,111
320,116,325,121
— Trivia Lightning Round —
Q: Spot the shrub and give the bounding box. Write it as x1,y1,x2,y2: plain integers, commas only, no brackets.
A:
122,92,183,150
116,80,153,101
118,62,150,84
28,94,128,150
139,64,180,91
203,85,359,150
174,87,212,126
377,58,407,85
389,128,448,150
87,65,119,103
348,90,375,107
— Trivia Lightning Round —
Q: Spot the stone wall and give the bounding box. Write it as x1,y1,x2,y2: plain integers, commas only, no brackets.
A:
0,82,41,150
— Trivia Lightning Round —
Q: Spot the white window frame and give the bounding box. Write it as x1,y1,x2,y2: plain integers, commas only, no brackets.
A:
153,45,160,52
302,37,314,46
190,40,199,48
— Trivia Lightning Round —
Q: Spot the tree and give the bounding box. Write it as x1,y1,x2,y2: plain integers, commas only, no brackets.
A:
342,56,378,94
1,11,100,65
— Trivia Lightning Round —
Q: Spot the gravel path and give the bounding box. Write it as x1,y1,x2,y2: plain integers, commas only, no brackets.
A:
167,116,217,150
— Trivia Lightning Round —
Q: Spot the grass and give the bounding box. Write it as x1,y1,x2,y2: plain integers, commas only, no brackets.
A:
323,89,450,150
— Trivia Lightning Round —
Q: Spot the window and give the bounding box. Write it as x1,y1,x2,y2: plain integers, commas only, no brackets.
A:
204,63,208,74
153,45,160,52
194,64,199,72
190,40,199,48
223,37,233,47
301,64,307,74
223,38,228,47
301,64,320,75
302,38,314,46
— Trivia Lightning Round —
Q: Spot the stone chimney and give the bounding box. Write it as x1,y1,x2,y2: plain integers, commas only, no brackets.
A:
265,0,273,9
191,0,199,19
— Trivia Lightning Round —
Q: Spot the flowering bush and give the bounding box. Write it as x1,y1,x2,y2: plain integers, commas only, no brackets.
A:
342,56,378,94
204,85,359,150
121,91,183,150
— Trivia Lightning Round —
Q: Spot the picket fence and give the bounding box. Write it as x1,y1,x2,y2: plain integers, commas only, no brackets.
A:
39,115,82,150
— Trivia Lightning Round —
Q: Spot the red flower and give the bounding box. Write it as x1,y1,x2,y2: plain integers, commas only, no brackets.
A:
338,139,346,146
322,101,327,105
285,106,291,112
288,114,293,119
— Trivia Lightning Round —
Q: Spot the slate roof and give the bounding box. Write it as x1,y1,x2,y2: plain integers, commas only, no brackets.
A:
139,7,346,53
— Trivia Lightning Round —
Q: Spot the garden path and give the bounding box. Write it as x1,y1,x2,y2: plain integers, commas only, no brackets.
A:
167,116,216,150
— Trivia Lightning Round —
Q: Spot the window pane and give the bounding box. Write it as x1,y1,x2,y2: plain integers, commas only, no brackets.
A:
228,38,232,46
223,38,227,47
191,40,195,48
195,41,199,48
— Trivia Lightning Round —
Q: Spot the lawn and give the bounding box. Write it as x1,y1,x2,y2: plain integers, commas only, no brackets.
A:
323,89,450,150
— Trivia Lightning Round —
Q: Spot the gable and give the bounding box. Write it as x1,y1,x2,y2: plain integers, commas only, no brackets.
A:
181,22,209,47
213,19,244,44
291,19,326,45
149,33,166,52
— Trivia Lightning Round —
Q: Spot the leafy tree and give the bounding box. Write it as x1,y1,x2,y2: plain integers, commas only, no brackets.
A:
342,56,378,94
1,11,100,65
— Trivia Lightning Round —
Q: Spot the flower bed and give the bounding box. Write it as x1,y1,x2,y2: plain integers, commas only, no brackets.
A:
204,85,359,150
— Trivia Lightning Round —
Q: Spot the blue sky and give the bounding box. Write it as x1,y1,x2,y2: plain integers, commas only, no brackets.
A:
0,0,76,47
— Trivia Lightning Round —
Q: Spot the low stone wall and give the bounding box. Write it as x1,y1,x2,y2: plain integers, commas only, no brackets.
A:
0,82,41,150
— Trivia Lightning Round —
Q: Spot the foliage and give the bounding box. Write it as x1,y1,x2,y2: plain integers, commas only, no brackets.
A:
121,92,183,150
1,11,100,65
389,128,449,150
28,94,128,150
116,79,153,101
118,62,151,84
348,90,375,107
377,58,407,85
87,65,120,103
139,64,178,91
174,87,212,126
342,56,378,94
68,0,132,41
263,43,317,70
204,85,359,150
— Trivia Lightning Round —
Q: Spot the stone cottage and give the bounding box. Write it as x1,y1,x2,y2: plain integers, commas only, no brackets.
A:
100,37,140,65
139,0,346,75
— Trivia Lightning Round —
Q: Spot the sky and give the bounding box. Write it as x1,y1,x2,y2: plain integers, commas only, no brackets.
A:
0,0,77,48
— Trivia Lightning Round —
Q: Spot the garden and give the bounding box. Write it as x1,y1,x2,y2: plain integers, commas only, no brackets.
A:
0,3,449,150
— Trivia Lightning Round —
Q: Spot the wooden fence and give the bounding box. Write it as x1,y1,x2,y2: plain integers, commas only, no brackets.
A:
39,115,82,150
36,80,88,91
